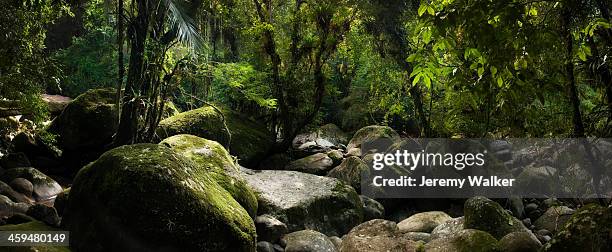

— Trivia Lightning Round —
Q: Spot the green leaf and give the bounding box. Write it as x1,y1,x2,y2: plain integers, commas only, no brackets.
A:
477,67,484,77
423,76,432,89
427,6,435,16
490,66,497,76
407,54,418,63
423,29,432,44
413,74,422,85
578,50,587,61
418,5,427,16
497,76,503,87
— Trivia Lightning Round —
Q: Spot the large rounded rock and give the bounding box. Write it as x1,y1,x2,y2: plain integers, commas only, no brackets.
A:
346,126,400,152
544,204,612,251
255,214,288,243
48,88,117,151
243,169,363,236
160,134,258,217
498,231,542,252
430,217,465,240
285,153,334,175
424,229,499,252
0,167,62,203
0,195,29,217
533,205,574,233
464,197,529,239
339,219,421,252
282,230,337,252
63,144,256,252
398,211,452,233
327,156,368,191
156,105,274,166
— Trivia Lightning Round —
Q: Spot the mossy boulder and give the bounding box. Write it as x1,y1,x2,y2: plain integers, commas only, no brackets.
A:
464,197,529,239
327,156,369,191
282,230,337,252
0,167,62,203
347,126,400,154
48,88,117,151
424,229,499,252
62,144,256,252
159,134,257,217
0,221,71,252
534,206,575,233
544,204,612,251
156,105,274,166
243,169,363,236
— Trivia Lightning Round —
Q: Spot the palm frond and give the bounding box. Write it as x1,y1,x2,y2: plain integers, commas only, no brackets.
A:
165,0,202,49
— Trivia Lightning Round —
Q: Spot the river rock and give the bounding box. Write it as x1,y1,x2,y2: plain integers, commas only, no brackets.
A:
498,231,542,252
0,167,62,203
0,181,33,204
160,134,258,217
255,214,288,243
285,153,334,175
48,88,117,151
464,196,529,239
360,195,384,221
544,204,612,251
156,105,274,166
347,126,400,153
339,219,420,252
62,144,256,252
424,229,499,252
327,156,368,190
534,206,574,233
398,211,452,233
0,195,29,217
430,217,465,240
26,203,60,227
243,169,363,236
292,124,350,155
282,230,337,252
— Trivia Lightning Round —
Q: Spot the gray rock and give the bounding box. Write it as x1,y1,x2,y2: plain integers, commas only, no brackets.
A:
430,217,464,240
534,206,574,233
0,181,33,204
464,196,530,239
346,126,400,151
282,230,337,252
326,150,344,166
243,169,363,236
285,153,334,175
398,211,451,233
339,219,420,252
346,148,361,157
256,214,289,243
424,229,499,252
0,167,62,203
26,204,60,227
292,124,350,151
0,195,29,217
327,156,368,190
507,197,525,219
9,178,33,198
402,232,431,242
328,236,342,250
257,241,275,252
360,195,384,221
498,231,542,252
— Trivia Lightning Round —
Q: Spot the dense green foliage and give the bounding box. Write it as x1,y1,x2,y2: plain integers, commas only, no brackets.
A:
2,0,611,140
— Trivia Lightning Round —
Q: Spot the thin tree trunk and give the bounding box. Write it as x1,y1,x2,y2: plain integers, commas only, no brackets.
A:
115,0,125,125
561,7,585,137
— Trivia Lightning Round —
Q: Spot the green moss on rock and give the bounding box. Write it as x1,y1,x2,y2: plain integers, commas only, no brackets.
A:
425,229,500,252
63,144,256,252
48,88,117,151
156,105,274,166
464,197,528,239
544,204,612,251
347,125,400,150
159,134,258,218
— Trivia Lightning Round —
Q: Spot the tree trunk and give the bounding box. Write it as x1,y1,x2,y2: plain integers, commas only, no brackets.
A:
115,0,124,125
561,7,585,137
